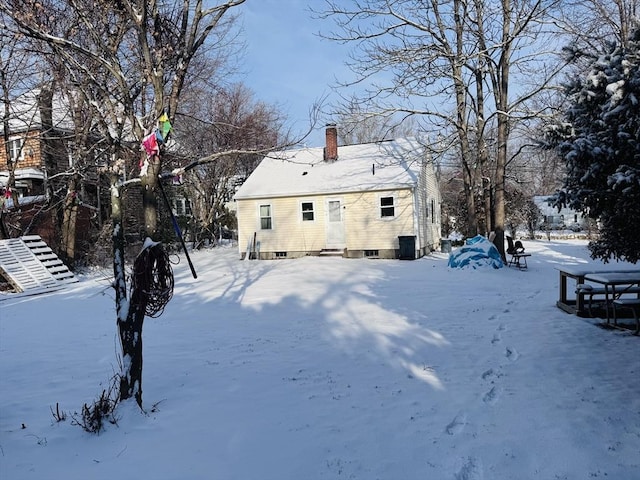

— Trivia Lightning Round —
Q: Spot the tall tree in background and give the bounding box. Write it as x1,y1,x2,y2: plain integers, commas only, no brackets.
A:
319,0,564,258
0,18,42,234
555,28,640,263
176,83,283,245
1,0,247,407
332,96,418,144
560,0,638,58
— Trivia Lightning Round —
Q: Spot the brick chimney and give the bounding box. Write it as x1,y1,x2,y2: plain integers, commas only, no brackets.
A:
324,124,338,162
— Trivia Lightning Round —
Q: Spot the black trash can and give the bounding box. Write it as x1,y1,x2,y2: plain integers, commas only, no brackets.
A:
441,239,452,253
398,235,416,260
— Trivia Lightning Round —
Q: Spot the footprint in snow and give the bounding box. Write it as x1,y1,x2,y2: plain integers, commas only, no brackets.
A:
491,333,501,344
446,412,467,435
497,323,507,331
527,289,542,299
482,386,501,405
505,346,519,361
455,456,484,480
481,368,495,380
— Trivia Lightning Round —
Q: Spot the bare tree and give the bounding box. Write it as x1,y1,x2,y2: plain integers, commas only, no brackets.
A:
559,0,639,59
0,16,44,235
332,95,418,144
318,0,565,256
176,83,284,245
1,0,248,408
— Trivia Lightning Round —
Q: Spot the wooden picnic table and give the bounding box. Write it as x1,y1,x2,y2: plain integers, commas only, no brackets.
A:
556,266,639,316
583,271,640,333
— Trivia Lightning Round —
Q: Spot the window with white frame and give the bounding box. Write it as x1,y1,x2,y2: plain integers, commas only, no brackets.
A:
8,138,24,163
301,201,314,221
430,199,436,224
173,197,191,216
260,204,272,230
380,196,395,217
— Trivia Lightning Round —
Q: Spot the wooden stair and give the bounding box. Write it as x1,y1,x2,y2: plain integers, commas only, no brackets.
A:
0,235,77,298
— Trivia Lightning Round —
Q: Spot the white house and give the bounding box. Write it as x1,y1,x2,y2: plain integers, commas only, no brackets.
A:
234,125,441,260
533,195,587,230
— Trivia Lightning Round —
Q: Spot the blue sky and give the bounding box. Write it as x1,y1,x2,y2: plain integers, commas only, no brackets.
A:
240,0,354,147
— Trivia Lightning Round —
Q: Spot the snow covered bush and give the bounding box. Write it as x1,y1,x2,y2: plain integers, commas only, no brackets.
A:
557,29,640,263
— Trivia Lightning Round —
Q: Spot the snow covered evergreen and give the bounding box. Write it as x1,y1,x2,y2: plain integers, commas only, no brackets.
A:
558,28,640,263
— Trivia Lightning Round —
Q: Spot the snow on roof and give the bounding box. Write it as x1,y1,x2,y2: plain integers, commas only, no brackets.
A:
0,168,46,185
0,89,75,134
234,138,426,200
1,195,47,210
533,195,582,217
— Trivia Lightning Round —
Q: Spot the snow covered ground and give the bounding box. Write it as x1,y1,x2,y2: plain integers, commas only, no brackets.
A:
1,239,638,479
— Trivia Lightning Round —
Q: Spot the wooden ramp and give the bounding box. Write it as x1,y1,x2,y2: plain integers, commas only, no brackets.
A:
0,235,77,297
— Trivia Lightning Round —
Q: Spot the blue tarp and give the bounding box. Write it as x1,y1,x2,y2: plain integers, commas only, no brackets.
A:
447,235,504,269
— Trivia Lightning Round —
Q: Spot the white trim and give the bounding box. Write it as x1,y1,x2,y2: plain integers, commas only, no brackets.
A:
378,193,396,219
300,200,315,222
259,202,273,230
325,197,345,249
7,137,25,163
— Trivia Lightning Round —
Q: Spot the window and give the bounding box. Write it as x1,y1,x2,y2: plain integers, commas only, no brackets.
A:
430,199,436,224
380,196,395,217
301,202,314,221
173,197,191,216
8,138,24,163
260,204,272,230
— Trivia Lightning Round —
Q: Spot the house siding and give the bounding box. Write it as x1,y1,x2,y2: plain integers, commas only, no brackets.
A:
234,137,442,260
424,161,442,251
343,188,415,253
237,196,327,256
0,131,42,170
237,187,421,259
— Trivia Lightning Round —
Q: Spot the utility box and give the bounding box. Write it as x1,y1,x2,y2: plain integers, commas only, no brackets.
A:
398,235,416,260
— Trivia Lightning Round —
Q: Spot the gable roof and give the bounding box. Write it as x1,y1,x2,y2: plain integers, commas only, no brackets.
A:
234,138,427,200
533,195,583,217
0,89,75,134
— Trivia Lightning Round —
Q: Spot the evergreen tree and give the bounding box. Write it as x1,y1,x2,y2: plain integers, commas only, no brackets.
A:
558,29,640,263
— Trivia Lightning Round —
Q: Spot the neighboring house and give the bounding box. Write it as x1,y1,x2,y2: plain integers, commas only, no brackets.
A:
234,125,441,260
533,195,587,231
0,89,79,198
0,89,97,254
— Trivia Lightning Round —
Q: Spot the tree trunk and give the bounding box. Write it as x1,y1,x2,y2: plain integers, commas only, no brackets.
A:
118,301,145,407
109,173,145,407
492,0,512,262
141,154,161,237
61,175,81,266
116,152,161,408
462,163,478,237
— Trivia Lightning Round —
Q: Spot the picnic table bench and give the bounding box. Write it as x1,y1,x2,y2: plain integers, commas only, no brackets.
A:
584,271,640,335
556,266,640,320
576,283,640,317
612,299,640,335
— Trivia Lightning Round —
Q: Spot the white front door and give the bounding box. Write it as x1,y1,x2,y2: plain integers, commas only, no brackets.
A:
325,199,345,248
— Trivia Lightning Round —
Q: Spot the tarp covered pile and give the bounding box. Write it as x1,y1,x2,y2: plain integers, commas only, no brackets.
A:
447,235,504,269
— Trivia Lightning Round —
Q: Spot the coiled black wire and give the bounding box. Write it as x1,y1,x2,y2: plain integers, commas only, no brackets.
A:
130,242,174,318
